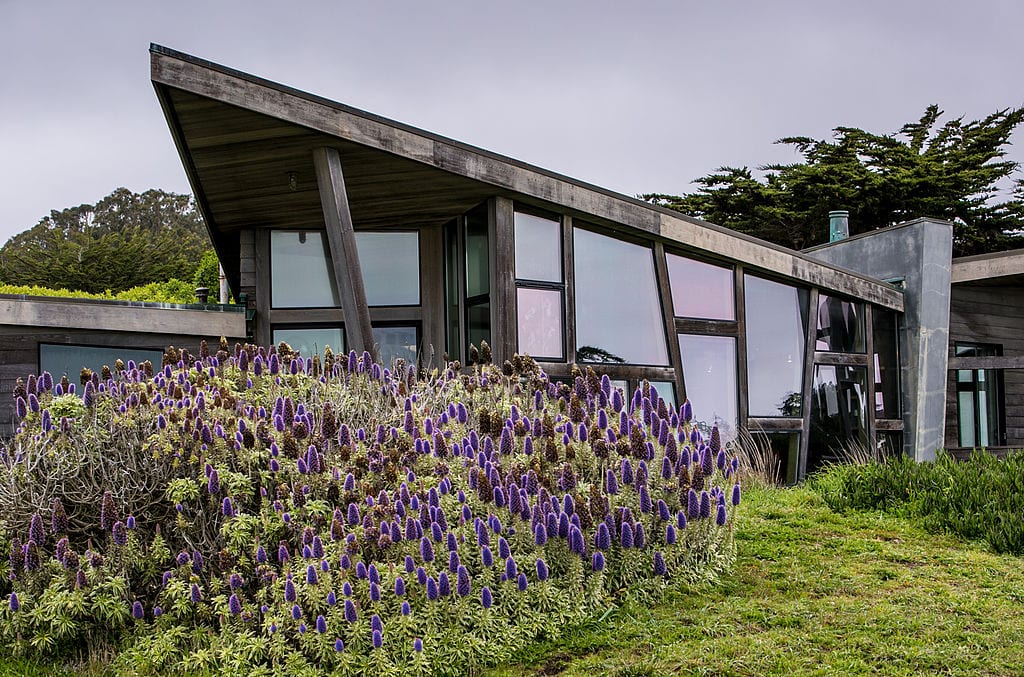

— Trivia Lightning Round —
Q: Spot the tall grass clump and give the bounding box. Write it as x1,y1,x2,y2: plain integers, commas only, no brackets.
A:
813,451,1024,554
0,342,740,675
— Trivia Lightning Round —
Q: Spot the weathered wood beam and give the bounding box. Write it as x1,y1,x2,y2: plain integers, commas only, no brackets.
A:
948,355,1024,370
312,147,376,359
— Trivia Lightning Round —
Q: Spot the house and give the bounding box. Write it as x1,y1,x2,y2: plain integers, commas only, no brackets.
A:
4,45,1015,479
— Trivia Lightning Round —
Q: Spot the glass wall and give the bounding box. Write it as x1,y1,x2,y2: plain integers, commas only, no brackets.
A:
355,232,419,306
515,211,564,360
808,365,868,473
39,344,163,381
745,275,808,417
815,294,865,352
678,334,737,441
270,231,340,309
464,208,490,351
574,228,668,365
272,327,345,359
648,380,677,411
374,326,418,367
872,309,900,418
955,343,1003,447
666,253,734,320
444,220,461,360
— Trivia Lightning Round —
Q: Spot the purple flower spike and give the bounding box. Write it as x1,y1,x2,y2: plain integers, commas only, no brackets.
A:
372,629,383,649
482,546,494,568
401,600,411,616
592,552,605,571
534,523,548,547
317,614,327,634
9,592,19,612
207,469,220,495
717,502,728,526
536,558,549,581
229,594,242,615
700,491,711,519
327,590,337,606
687,489,700,520
732,482,742,506
504,557,517,580
292,604,302,620
481,586,493,609
221,497,233,517
426,577,438,600
414,637,423,652
634,523,647,549
596,522,611,550
395,576,406,596
306,564,319,585
344,599,357,623
620,522,634,548
285,579,297,602
654,551,667,577
517,573,528,592
190,583,202,603
132,600,145,619
335,638,345,652
666,523,677,545
112,521,128,546
439,572,451,597
457,565,471,596
420,537,435,563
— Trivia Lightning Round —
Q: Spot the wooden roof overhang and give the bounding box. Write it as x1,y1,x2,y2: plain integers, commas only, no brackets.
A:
150,44,903,312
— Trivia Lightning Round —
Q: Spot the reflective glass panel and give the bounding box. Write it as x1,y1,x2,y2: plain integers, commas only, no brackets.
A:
648,381,677,412
815,294,865,352
39,344,163,381
465,210,489,298
355,232,419,306
808,365,868,474
374,326,417,367
745,275,808,417
666,253,734,319
517,287,563,359
514,211,561,282
747,431,801,486
467,302,490,352
574,228,668,365
678,334,737,441
444,220,461,360
609,379,628,395
272,327,344,359
872,309,900,418
878,431,903,459
271,231,340,309
955,343,1003,447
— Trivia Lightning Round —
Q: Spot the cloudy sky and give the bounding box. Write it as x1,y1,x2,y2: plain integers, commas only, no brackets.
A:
1,0,1022,245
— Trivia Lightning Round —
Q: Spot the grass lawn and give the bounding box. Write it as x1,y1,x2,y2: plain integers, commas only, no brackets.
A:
488,486,1024,676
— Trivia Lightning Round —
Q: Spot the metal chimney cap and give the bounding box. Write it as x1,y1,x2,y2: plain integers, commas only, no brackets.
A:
828,210,850,218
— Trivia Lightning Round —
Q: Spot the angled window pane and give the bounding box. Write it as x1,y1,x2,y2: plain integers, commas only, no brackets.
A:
872,308,900,418
272,327,344,359
745,275,808,417
815,294,865,352
666,253,734,320
574,228,668,365
444,221,461,360
516,287,564,360
648,381,677,412
39,344,163,381
374,326,417,367
679,334,737,441
808,365,868,474
271,231,340,309
514,212,561,282
465,211,489,298
355,232,419,306
467,302,490,352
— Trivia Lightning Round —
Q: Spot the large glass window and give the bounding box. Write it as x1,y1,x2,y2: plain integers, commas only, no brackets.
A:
808,365,868,473
517,287,563,360
745,276,808,417
574,228,668,365
272,327,345,359
815,294,865,352
39,344,163,381
514,212,561,282
667,253,734,320
678,334,737,441
464,209,490,352
955,343,1003,447
648,381,677,411
873,309,900,418
374,326,418,368
270,231,340,309
746,431,801,486
444,220,461,360
354,232,420,306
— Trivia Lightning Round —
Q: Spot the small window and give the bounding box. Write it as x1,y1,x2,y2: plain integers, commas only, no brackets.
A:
955,343,1004,447
873,309,900,418
272,327,345,359
678,334,737,441
39,344,163,381
355,232,420,306
374,326,418,367
514,212,561,282
516,287,564,360
815,294,865,352
745,275,808,417
270,231,340,309
666,253,734,320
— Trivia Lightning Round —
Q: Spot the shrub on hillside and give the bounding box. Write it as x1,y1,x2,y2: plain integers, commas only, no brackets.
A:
813,452,1024,555
0,344,740,675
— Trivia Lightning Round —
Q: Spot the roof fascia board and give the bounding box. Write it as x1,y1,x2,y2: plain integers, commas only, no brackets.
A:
150,45,902,312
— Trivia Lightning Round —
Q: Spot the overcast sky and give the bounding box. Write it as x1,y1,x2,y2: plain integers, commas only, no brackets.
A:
2,0,1022,246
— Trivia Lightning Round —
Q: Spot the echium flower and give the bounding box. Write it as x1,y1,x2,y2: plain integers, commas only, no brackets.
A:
732,482,742,507
344,598,357,623
29,513,45,547
426,576,439,601
481,586,493,609
190,583,202,603
438,572,451,597
687,489,700,520
9,592,20,612
653,551,667,577
665,523,677,545
222,497,234,517
634,523,647,549
569,526,585,555
229,594,242,615
504,556,517,581
702,446,714,478
292,604,302,620
112,521,128,546
592,551,605,571
639,485,652,514
700,491,711,519
100,491,117,531
717,502,727,526
207,469,220,495
132,600,145,620
620,522,634,549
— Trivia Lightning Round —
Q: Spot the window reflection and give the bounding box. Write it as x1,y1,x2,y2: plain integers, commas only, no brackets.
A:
666,253,734,320
517,287,563,359
872,309,900,418
444,220,461,360
746,431,801,486
514,212,561,282
374,326,417,367
270,231,340,309
815,294,865,352
465,213,489,298
574,228,668,365
467,302,490,353
745,276,808,417
355,232,419,306
39,344,163,381
808,365,868,473
678,334,737,441
647,380,677,411
272,327,345,359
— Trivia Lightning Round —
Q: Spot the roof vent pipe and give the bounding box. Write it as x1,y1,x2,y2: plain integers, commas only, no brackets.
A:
829,210,849,243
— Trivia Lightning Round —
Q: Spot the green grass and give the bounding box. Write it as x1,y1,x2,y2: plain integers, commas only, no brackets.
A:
486,486,1024,676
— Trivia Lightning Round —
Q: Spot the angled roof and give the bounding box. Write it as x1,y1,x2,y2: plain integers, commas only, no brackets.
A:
150,44,903,311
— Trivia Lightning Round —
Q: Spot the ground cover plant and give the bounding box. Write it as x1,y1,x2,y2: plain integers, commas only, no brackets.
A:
813,451,1024,554
0,342,739,675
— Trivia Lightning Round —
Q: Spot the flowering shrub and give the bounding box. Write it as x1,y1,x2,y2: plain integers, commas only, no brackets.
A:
1,342,740,675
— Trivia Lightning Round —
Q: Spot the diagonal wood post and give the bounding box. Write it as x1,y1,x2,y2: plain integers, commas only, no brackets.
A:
312,146,376,361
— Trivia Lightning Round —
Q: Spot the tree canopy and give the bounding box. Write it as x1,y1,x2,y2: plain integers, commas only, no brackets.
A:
643,106,1024,256
0,188,213,293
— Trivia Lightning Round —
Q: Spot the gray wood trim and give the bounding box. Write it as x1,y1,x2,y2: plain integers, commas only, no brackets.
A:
875,419,905,431
947,355,1024,370
312,147,376,358
674,318,739,336
419,224,444,369
151,47,904,312
813,351,871,366
747,417,804,431
735,265,749,432
653,242,685,404
254,229,272,347
562,215,577,365
492,197,516,363
269,308,344,325
798,288,820,481
369,307,422,323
